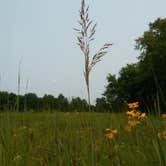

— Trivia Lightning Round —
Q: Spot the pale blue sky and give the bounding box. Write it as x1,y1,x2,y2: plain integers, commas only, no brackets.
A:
0,0,165,103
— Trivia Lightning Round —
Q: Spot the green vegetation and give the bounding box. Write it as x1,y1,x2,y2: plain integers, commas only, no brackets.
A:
100,18,166,112
1,18,165,113
0,110,166,166
0,92,89,112
0,1,166,165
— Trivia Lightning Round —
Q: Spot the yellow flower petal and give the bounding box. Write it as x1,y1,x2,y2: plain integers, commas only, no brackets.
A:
128,120,140,126
111,129,118,134
162,114,166,119
105,128,111,131
106,133,114,139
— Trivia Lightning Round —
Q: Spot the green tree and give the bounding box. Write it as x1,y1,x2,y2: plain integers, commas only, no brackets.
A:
103,64,139,111
42,95,57,111
57,94,69,111
118,64,140,102
136,18,166,106
0,91,9,110
103,74,119,103
70,97,88,111
103,18,166,112
25,93,38,111
8,93,17,110
95,97,110,112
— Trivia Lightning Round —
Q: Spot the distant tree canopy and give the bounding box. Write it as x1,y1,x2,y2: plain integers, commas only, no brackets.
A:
135,18,166,101
102,18,166,112
0,91,89,112
1,18,165,113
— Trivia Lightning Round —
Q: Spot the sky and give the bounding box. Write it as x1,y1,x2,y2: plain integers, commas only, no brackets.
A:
0,0,165,104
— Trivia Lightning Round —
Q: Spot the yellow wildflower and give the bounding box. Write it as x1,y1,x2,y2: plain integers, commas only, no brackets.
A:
128,102,139,109
105,128,111,131
162,114,166,119
139,113,146,119
106,133,114,139
133,102,139,108
128,120,140,127
111,129,118,134
128,103,134,109
126,110,141,118
163,132,166,140
126,110,135,116
132,112,141,118
158,131,166,140
105,129,118,140
126,110,134,115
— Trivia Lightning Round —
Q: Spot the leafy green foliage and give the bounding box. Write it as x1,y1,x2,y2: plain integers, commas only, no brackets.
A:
101,18,166,112
136,18,166,105
0,92,89,112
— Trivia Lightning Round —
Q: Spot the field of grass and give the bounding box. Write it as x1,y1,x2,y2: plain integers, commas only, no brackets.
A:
0,111,166,166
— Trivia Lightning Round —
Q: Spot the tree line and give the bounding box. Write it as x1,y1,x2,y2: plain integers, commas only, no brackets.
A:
0,91,91,112
0,18,165,113
97,18,166,113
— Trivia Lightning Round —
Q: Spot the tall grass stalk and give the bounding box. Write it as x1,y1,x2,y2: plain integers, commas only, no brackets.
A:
16,59,22,112
24,79,29,112
75,0,112,110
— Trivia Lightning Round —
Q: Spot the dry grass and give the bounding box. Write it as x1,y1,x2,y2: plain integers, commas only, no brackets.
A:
74,0,112,109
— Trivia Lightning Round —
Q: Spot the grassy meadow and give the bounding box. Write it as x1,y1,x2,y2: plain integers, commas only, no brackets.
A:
0,0,165,165
0,109,166,166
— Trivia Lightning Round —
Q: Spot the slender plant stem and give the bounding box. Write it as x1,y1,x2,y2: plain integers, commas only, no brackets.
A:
75,0,112,111
86,82,91,111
